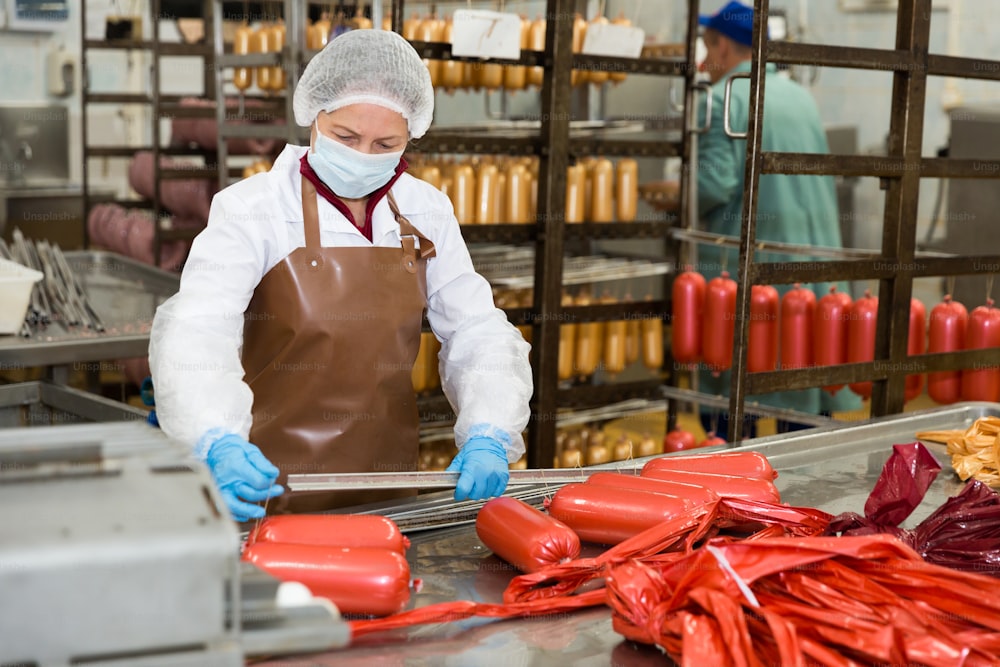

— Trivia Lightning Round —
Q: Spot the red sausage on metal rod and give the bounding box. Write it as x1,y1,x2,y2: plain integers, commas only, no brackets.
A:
641,450,777,481
586,471,721,505
927,295,967,405
671,270,706,365
475,497,581,573
640,468,781,504
245,514,410,553
546,483,698,545
241,543,412,617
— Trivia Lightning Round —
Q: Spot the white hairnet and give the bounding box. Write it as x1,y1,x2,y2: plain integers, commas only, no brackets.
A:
293,29,434,138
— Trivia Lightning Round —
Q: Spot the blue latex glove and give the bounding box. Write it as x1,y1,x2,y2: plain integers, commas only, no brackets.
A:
446,437,510,501
205,434,284,522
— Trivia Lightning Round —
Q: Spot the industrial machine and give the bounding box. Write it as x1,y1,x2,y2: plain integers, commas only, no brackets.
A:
0,421,350,666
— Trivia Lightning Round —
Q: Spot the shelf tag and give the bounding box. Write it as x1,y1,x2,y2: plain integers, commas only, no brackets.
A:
451,10,523,60
581,22,645,59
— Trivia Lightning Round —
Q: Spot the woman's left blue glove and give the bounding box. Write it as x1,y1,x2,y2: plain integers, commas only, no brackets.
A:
446,437,510,501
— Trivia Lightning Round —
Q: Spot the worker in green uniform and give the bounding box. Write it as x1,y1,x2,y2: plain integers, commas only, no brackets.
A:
693,1,861,437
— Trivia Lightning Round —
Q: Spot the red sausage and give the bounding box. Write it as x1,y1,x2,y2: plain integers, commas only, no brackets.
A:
961,299,1000,402
905,298,926,402
847,291,879,399
242,543,411,616
246,514,409,553
702,272,738,375
640,468,781,503
748,285,779,372
813,286,852,394
671,270,706,365
779,284,816,370
697,433,727,449
662,428,697,453
586,471,720,505
642,450,777,481
928,295,968,405
546,483,698,545
475,497,581,573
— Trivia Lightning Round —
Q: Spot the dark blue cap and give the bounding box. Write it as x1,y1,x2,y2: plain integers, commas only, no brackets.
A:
699,1,760,47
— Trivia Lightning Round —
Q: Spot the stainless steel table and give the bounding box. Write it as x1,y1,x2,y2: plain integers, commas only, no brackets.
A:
256,403,998,666
0,251,178,381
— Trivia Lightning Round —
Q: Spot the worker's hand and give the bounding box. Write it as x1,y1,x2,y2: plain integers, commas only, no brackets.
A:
446,436,510,501
205,434,284,522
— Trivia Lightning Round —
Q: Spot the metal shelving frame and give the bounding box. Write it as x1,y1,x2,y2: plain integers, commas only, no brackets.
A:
726,0,1000,441
81,0,217,263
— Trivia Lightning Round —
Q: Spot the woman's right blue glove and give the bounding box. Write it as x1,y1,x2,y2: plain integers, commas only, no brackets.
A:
205,434,284,522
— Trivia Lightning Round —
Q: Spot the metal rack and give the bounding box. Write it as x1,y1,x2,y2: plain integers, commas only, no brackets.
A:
80,0,217,265
725,0,1000,441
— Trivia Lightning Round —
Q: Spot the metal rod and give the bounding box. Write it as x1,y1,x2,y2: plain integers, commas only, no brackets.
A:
288,468,594,492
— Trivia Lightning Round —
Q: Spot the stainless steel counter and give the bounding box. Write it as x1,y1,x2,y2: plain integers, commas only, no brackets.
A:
257,403,997,666
0,250,178,372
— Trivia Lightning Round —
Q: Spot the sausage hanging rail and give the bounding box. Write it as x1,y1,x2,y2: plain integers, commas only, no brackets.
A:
287,468,596,492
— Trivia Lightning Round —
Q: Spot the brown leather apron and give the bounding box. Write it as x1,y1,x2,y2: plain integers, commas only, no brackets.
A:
242,178,435,513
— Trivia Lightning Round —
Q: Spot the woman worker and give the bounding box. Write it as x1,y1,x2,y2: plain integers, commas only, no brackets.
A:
149,29,532,521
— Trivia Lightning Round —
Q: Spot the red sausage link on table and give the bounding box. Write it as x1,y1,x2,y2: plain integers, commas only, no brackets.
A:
641,450,777,481
242,543,411,617
586,471,721,505
928,295,968,405
640,468,781,504
245,514,409,553
671,270,706,365
905,298,926,402
475,497,581,573
847,291,879,400
702,272,738,375
748,285,779,373
546,483,698,545
663,428,697,453
813,286,852,394
779,284,816,371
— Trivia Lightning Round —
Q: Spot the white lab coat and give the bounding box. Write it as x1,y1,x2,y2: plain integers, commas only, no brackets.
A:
149,144,532,461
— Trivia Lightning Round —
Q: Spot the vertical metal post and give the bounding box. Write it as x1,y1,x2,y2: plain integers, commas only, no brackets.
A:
152,0,163,266
80,0,90,249
726,0,770,443
213,0,228,190
869,0,931,417
527,0,573,469
285,0,302,147
391,0,405,33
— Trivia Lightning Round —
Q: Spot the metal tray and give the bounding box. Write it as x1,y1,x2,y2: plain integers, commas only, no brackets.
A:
0,251,179,368
0,381,147,427
259,403,1000,666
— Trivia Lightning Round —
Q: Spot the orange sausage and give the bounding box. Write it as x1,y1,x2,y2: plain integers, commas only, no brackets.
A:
590,157,614,223
528,17,546,87
233,24,253,91
450,164,476,224
615,158,638,222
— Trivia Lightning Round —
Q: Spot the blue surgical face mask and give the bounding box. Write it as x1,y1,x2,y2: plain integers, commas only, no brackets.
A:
307,122,404,199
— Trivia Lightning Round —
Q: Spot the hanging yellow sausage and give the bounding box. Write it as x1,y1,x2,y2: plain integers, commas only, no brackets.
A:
440,175,453,200
450,164,476,224
564,164,585,224
411,332,430,393
641,306,665,371
625,293,641,365
233,23,253,91
402,12,421,40
420,165,442,190
528,17,546,87
637,434,660,457
426,333,442,390
254,25,273,91
269,21,286,91
609,12,632,84
503,16,530,91
602,293,627,375
505,163,532,224
475,163,499,224
439,18,464,91
574,292,601,377
479,58,504,91
587,15,610,85
352,7,373,30
417,16,443,88
382,15,392,32
312,15,331,50
590,157,614,223
558,292,577,381
615,158,639,222
571,13,587,86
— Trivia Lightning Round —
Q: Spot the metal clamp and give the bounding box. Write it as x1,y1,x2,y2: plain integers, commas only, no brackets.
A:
689,81,713,134
723,72,750,139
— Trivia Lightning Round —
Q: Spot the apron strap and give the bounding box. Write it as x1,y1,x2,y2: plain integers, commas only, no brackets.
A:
387,191,437,260
301,177,322,249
